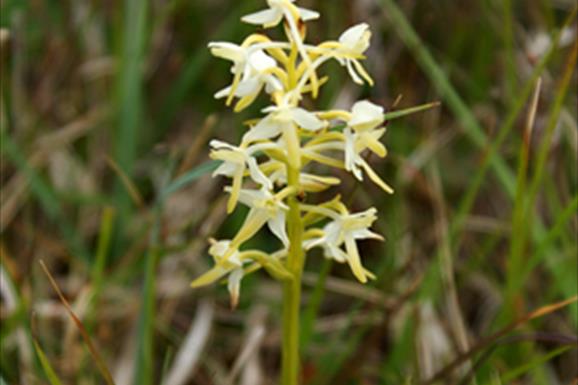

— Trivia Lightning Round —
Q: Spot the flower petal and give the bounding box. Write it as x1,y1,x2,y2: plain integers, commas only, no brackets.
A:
291,107,325,131
246,156,273,189
350,100,384,129
227,268,245,308
267,211,289,247
344,235,368,283
360,159,394,194
241,8,282,27
243,115,282,143
298,7,320,21
191,265,229,288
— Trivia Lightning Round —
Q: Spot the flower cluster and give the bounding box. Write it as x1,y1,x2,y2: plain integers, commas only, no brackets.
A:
192,0,393,307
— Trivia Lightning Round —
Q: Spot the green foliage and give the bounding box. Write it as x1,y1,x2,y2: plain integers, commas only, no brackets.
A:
1,1,576,384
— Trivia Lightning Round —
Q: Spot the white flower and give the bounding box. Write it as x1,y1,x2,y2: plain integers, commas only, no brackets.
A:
211,47,283,109
343,101,393,194
190,240,247,308
304,207,382,283
232,187,291,247
210,140,273,212
241,0,319,28
191,239,292,308
244,102,326,168
242,0,321,98
244,103,326,143
335,23,374,85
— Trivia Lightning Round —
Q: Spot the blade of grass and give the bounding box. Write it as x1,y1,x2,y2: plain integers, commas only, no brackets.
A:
422,295,578,385
114,0,149,235
518,40,578,324
502,0,516,101
39,261,116,385
505,78,542,308
161,159,221,199
88,206,116,332
501,346,571,383
134,203,161,385
378,0,516,196
33,340,64,385
106,155,145,208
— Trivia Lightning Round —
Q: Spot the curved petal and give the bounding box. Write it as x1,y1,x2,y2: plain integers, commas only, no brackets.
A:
291,107,325,131
351,228,383,241
248,50,277,72
344,235,367,283
209,42,244,63
214,85,232,99
241,8,282,27
227,268,245,308
267,211,289,247
360,159,394,194
232,208,270,246
243,115,282,143
325,244,348,263
298,7,320,21
246,156,273,189
345,59,364,85
190,265,229,288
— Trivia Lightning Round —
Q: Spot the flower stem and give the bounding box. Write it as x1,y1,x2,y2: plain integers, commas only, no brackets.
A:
281,164,304,385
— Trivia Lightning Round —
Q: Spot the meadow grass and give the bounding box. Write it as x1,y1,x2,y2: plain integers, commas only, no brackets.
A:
0,1,576,384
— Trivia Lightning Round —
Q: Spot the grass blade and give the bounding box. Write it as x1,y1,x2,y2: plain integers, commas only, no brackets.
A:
161,160,221,199
378,0,516,196
113,0,149,233
423,295,578,385
39,261,116,385
33,340,64,385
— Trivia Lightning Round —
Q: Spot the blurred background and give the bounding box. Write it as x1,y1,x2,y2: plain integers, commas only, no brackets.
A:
0,0,577,384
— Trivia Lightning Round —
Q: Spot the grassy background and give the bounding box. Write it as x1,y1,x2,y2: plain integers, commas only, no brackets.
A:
1,0,577,384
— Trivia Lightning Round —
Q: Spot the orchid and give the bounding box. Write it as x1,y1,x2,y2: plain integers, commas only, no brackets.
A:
304,207,383,283
192,3,406,384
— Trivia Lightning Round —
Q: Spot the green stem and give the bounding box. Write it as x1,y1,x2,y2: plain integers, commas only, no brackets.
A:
281,164,305,385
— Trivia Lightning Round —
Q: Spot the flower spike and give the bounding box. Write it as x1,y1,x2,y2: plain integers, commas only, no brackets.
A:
197,0,399,320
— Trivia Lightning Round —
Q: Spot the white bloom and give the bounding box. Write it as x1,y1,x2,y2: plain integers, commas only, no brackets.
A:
304,207,382,283
211,47,283,108
191,240,247,308
343,101,393,194
233,187,291,247
335,23,373,85
210,140,273,212
242,0,321,98
244,102,326,169
244,103,326,143
242,0,319,28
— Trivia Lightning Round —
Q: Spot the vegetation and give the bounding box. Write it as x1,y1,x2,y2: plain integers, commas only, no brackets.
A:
0,1,576,384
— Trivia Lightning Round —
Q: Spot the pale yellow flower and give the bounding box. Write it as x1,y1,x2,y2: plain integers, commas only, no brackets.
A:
304,206,382,283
